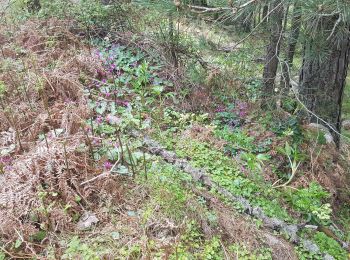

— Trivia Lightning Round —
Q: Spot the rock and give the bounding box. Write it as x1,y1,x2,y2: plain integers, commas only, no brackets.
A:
323,254,335,260
77,212,99,230
308,123,329,132
281,224,299,243
342,120,350,130
302,239,320,254
308,123,334,144
323,133,334,144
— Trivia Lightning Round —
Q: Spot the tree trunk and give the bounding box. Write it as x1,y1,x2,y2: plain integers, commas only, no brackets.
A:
168,14,178,69
262,0,284,98
280,3,301,89
262,4,268,24
286,3,301,66
282,4,289,33
299,18,350,147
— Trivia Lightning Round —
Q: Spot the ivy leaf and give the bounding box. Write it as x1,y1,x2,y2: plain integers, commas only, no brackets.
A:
152,85,164,96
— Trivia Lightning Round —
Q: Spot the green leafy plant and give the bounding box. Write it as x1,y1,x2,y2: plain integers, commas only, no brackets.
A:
284,182,332,224
229,243,272,259
274,142,303,188
295,245,323,260
173,138,291,221
163,108,209,132
313,232,348,260
62,236,99,260
170,222,225,259
215,127,256,155
241,152,269,173
0,81,6,100
270,116,303,143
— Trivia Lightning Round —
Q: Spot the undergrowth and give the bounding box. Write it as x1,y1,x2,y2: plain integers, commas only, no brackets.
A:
0,0,349,258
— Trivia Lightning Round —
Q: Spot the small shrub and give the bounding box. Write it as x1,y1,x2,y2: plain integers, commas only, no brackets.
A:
285,182,331,224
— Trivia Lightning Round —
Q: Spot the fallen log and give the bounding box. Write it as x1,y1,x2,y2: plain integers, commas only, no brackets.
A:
131,130,349,259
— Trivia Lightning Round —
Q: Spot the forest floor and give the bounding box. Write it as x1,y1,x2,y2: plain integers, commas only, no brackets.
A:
0,5,350,260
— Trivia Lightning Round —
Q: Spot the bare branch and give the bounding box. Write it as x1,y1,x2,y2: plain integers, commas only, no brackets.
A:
187,0,258,14
327,14,342,41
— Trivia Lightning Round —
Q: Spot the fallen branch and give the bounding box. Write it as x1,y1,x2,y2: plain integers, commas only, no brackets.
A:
187,5,233,14
187,0,257,14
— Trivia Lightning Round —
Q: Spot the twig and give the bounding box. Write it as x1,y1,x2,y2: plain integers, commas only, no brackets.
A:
143,150,147,180
280,59,350,142
0,246,34,259
43,132,49,151
63,140,69,174
80,156,121,186
326,14,342,41
225,2,284,52
126,142,136,176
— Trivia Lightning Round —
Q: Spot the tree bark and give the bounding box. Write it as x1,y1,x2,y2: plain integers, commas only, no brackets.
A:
262,0,284,98
299,17,350,147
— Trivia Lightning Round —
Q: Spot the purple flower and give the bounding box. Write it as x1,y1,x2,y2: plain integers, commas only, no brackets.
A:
0,156,12,164
239,111,246,117
96,116,103,124
117,100,129,107
4,165,13,171
215,105,226,113
104,161,113,170
85,126,91,132
92,138,101,145
235,101,248,118
106,114,121,125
